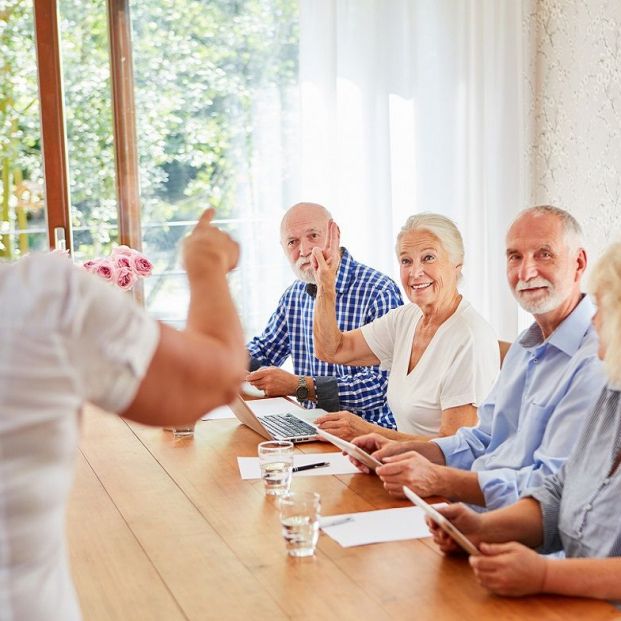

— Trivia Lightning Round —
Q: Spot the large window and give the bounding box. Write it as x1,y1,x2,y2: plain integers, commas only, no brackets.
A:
58,0,120,259
18,0,301,339
130,0,300,332
0,2,47,259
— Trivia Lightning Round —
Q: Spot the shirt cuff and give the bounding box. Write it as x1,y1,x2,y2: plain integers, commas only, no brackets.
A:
524,485,563,554
314,376,341,411
476,469,519,510
432,435,474,470
248,356,262,372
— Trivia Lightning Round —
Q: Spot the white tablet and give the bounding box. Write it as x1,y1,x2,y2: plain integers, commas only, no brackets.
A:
316,428,383,471
402,486,479,556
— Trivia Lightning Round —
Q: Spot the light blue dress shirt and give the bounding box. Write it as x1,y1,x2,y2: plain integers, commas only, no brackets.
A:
433,295,606,510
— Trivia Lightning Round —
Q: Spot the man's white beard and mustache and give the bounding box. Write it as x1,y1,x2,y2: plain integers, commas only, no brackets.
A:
512,276,567,314
291,256,316,284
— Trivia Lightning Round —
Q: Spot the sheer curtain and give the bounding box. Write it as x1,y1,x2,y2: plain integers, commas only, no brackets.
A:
298,0,526,339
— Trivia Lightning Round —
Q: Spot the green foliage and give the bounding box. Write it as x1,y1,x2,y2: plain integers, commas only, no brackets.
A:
0,0,46,257
130,0,299,223
2,0,298,278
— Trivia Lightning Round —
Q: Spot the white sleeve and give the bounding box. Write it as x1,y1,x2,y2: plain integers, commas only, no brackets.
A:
60,264,160,413
359,306,400,371
439,327,499,411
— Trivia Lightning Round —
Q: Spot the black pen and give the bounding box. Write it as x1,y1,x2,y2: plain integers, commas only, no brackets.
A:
292,461,330,473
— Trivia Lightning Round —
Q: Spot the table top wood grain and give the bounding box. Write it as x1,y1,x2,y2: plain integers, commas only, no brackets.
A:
67,406,621,621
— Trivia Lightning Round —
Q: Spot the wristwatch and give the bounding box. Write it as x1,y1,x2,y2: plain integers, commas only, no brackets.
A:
295,376,309,402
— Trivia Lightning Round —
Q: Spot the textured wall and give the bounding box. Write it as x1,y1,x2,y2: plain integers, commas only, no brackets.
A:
524,0,621,262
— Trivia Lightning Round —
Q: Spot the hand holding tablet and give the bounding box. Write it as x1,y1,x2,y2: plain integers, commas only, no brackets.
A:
315,428,383,472
402,486,480,556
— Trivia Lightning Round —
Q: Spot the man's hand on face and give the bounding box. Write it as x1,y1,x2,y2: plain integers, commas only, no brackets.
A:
311,220,340,292
183,208,240,279
246,367,298,397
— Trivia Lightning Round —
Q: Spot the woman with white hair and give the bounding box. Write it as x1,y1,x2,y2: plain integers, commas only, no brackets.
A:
312,213,499,441
427,241,621,606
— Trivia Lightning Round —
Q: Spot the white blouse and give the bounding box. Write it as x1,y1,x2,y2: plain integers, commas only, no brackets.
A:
360,299,499,435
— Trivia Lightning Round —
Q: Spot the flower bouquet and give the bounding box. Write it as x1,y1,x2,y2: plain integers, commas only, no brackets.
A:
83,245,153,291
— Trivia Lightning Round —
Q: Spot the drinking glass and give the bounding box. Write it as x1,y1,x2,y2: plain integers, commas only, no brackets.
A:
172,424,195,438
279,491,321,557
257,440,294,496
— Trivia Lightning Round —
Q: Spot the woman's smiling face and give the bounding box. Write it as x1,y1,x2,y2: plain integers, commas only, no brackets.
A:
398,229,459,307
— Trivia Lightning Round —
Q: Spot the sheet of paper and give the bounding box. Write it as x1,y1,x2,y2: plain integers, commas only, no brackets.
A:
237,452,359,479
319,505,446,547
201,405,236,420
245,397,304,417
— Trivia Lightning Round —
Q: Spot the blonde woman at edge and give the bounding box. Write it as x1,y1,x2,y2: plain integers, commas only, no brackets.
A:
311,213,499,442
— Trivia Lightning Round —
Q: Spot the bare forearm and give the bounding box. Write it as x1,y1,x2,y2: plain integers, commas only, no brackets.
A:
381,440,447,463
543,557,621,600
186,273,245,370
122,325,245,426
314,289,345,362
476,498,544,547
376,428,443,443
434,468,486,506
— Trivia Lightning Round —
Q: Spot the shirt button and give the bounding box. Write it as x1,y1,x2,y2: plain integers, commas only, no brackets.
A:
585,504,592,512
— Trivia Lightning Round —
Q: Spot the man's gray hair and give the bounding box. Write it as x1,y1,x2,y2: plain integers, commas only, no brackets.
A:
513,205,585,251
396,212,465,266
589,242,621,385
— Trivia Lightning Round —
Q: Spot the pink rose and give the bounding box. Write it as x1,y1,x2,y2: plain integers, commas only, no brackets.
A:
82,259,100,272
115,266,137,290
93,259,116,282
112,244,133,257
130,253,153,277
114,254,131,269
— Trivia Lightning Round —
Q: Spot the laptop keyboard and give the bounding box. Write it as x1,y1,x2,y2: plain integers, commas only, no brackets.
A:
261,414,316,438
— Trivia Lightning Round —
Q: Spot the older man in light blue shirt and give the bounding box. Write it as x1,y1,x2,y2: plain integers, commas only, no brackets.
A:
351,205,606,510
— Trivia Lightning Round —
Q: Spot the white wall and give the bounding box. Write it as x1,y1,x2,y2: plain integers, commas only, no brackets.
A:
524,0,621,269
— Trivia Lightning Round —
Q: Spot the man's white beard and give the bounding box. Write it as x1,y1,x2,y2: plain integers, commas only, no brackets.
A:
512,276,567,314
292,257,316,284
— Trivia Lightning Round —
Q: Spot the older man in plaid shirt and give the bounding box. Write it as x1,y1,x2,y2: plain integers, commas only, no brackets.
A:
246,202,403,428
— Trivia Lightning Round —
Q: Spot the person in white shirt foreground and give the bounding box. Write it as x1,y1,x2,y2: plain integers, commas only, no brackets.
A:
428,240,621,608
312,212,499,441
0,209,246,621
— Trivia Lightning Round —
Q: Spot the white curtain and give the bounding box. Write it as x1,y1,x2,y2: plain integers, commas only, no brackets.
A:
297,0,526,340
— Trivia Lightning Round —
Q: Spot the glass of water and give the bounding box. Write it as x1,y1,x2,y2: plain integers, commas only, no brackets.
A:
279,491,321,557
172,424,195,438
257,440,294,496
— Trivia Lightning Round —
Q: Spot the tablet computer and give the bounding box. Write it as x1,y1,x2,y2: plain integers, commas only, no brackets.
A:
315,428,383,471
402,486,479,556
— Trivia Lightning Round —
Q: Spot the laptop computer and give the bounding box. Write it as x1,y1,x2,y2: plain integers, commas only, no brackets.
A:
229,396,323,443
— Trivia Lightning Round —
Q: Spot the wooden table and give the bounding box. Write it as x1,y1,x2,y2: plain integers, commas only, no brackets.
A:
67,407,620,620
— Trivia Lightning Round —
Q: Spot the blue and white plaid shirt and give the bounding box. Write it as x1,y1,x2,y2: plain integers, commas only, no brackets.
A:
247,248,403,428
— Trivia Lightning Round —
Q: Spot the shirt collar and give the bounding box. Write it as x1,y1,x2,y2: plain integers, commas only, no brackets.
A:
334,247,353,294
519,294,595,356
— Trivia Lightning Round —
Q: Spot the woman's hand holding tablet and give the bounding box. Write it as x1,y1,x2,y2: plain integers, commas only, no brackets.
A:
315,428,383,472
403,486,480,556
